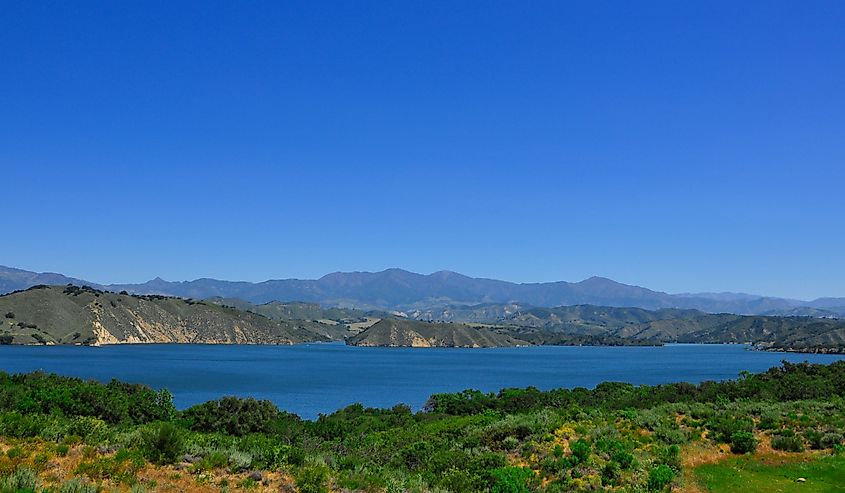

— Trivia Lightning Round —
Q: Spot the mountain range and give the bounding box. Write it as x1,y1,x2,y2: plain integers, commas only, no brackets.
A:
1,265,843,316
2,282,844,352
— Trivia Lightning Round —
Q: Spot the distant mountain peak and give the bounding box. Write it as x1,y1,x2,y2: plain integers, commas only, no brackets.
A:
430,270,470,280
579,276,618,284
1,265,840,316
146,276,172,287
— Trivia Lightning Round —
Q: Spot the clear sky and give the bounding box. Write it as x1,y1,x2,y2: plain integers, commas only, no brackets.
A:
1,1,843,300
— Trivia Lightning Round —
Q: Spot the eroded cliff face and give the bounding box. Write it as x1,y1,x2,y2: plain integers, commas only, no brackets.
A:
92,315,121,345
90,323,276,345
0,285,328,345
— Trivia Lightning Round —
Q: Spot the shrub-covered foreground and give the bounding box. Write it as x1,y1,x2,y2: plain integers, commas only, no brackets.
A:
0,361,844,492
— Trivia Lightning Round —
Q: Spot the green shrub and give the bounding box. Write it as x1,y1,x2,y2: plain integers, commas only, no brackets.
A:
399,441,432,471
491,466,535,493
730,431,757,454
502,436,520,450
636,410,663,431
805,429,824,449
295,463,330,493
59,477,98,493
0,412,42,438
804,429,843,450
182,397,282,436
611,447,635,469
438,467,485,492
686,402,715,419
0,467,39,493
647,464,674,491
6,448,24,460
227,449,253,472
281,445,306,467
757,411,781,430
69,416,107,440
655,424,686,445
0,372,174,424
142,422,184,464
656,444,681,472
707,415,753,443
601,461,621,486
570,438,591,463
33,452,49,469
772,431,804,452
194,450,228,471
822,432,844,449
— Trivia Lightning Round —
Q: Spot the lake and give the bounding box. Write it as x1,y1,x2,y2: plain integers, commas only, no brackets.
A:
1,343,842,419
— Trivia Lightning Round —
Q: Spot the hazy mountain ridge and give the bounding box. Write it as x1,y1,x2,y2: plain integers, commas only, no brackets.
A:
1,265,842,316
0,266,105,295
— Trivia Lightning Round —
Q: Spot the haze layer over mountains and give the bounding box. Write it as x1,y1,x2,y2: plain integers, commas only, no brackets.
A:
2,265,843,316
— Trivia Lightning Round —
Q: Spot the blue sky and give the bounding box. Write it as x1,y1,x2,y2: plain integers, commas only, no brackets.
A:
1,1,843,299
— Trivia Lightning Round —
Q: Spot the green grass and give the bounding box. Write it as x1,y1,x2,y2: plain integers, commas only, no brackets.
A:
694,455,845,492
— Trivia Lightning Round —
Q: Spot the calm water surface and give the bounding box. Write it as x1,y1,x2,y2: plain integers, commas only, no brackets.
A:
1,343,842,419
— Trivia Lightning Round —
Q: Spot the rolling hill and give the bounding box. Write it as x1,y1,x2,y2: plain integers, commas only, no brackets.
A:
347,318,525,348
0,285,329,345
203,298,382,340
206,298,374,322
402,303,845,352
0,283,843,352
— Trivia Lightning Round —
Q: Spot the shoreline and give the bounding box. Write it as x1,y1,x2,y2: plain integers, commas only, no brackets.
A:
3,340,844,354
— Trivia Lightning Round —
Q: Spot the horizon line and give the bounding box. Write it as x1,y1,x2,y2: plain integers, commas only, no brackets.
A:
3,263,838,303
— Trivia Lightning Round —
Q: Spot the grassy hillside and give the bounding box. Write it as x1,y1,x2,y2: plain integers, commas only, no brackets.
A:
347,318,526,347
206,298,382,341
409,303,845,352
497,305,702,334
621,314,845,352
207,298,372,322
0,285,328,345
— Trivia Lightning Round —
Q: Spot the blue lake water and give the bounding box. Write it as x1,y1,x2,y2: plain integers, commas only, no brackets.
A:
0,343,842,419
